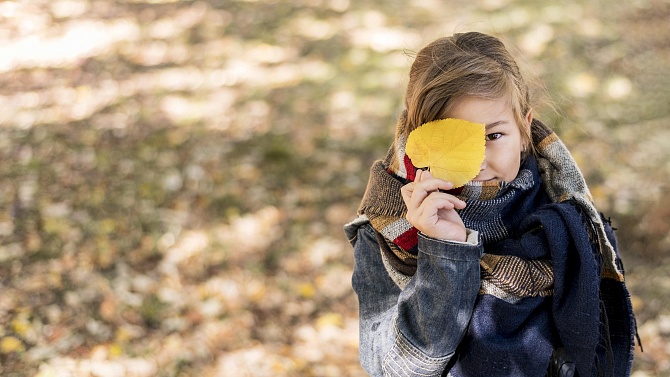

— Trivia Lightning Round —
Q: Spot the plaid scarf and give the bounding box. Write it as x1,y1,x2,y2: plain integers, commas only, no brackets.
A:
358,118,625,286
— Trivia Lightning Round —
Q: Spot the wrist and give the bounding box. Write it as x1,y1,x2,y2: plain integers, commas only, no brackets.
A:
422,228,467,243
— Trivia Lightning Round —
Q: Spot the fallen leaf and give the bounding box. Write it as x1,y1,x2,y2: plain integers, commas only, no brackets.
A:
405,118,486,187
11,317,30,337
298,283,316,299
1,336,25,353
316,312,343,329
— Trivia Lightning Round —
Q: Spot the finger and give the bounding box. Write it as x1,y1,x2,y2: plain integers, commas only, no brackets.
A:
419,170,461,193
421,169,433,181
409,179,454,210
400,182,415,206
412,196,459,230
415,169,423,182
417,192,466,216
417,193,457,213
443,193,467,209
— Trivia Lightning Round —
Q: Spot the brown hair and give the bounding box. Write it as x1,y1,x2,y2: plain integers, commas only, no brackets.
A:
400,32,534,156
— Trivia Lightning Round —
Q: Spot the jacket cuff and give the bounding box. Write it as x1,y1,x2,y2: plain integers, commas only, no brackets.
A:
417,231,482,261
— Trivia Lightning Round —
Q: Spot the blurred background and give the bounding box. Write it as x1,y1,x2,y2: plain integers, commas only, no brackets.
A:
0,0,668,376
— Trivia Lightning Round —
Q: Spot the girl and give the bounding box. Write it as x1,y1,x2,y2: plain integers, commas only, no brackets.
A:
345,32,638,377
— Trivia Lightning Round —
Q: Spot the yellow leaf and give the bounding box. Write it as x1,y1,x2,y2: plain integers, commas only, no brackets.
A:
115,327,133,343
406,118,486,187
298,283,315,299
109,343,123,358
316,312,343,329
35,368,57,377
11,318,30,337
1,336,24,353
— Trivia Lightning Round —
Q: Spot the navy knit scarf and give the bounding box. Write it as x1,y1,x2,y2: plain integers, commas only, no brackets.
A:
449,156,633,376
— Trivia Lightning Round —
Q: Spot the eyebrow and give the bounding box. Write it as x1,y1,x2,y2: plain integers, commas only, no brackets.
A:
485,121,507,130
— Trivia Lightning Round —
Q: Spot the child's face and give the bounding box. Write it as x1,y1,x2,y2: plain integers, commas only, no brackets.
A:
446,96,529,183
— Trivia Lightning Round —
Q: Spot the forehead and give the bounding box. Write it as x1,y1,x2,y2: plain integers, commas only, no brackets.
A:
446,96,515,125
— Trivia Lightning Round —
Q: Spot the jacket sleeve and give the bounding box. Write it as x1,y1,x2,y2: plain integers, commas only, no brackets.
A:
348,222,482,376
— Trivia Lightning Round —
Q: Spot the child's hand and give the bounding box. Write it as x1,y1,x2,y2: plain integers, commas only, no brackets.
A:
401,169,467,242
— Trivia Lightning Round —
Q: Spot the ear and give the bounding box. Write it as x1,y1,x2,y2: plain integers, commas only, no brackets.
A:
522,109,534,155
525,108,533,126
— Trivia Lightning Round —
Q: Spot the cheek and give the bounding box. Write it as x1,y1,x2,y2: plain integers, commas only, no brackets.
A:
502,146,523,181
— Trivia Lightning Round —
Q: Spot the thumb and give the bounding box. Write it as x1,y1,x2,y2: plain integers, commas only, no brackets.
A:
421,169,433,181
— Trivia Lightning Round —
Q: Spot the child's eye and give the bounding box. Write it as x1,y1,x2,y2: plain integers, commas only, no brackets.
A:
486,133,503,141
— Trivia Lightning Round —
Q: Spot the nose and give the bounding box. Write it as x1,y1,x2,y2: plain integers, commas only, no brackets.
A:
479,157,487,171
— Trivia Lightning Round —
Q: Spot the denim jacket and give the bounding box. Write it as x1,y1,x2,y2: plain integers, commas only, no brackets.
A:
345,217,483,377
